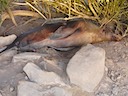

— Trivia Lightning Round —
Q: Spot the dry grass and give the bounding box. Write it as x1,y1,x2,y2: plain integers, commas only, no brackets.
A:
0,0,128,37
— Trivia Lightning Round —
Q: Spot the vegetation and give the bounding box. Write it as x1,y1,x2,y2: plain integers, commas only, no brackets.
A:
0,0,128,37
0,0,8,13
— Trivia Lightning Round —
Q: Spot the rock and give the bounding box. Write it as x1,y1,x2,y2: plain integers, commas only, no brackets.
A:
0,62,26,87
68,86,93,96
112,85,119,95
125,42,128,46
10,87,15,92
23,62,65,86
39,57,70,84
0,93,2,96
12,52,42,63
18,81,43,96
39,57,64,75
18,81,72,96
67,44,105,92
0,50,17,62
44,87,72,96
0,34,17,48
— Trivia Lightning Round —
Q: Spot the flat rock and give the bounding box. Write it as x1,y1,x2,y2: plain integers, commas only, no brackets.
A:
18,81,72,96
23,62,65,86
18,81,43,96
67,44,105,92
48,87,72,96
0,62,26,87
12,52,42,63
0,34,17,48
0,49,17,62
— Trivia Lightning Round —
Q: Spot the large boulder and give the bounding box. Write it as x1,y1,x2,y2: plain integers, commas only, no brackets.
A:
67,44,105,92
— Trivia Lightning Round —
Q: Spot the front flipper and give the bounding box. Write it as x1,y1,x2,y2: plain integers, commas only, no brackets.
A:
49,20,86,40
49,26,77,40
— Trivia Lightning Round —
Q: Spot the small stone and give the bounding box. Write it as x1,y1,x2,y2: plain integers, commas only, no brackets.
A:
0,92,2,96
0,50,17,62
122,54,126,59
23,62,65,86
105,67,108,72
46,87,72,96
10,87,14,92
47,85,51,89
18,81,71,96
125,42,128,46
18,81,43,96
12,52,42,63
0,34,17,48
112,86,119,95
0,62,26,86
67,44,105,92
25,76,29,80
104,94,109,96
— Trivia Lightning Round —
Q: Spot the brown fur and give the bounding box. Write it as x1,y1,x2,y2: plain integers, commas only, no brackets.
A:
1,18,122,53
26,19,121,50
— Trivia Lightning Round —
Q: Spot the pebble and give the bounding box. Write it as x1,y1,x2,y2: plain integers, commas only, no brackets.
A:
10,87,14,92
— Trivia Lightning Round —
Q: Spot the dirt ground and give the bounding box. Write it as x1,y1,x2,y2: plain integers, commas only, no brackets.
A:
0,17,128,96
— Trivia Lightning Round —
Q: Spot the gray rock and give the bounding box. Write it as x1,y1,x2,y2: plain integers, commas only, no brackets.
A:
53,87,71,96
0,34,17,48
0,93,2,96
67,44,105,92
10,87,15,92
12,52,42,63
43,87,72,96
0,50,17,62
18,81,43,96
0,62,26,87
23,62,65,86
18,81,72,96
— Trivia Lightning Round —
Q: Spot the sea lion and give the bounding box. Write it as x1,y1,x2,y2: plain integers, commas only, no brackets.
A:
0,18,122,53
20,19,122,51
